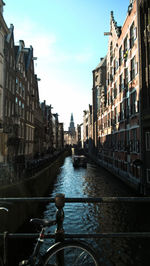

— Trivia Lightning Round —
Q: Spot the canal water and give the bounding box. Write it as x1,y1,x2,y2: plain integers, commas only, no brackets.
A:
38,156,150,266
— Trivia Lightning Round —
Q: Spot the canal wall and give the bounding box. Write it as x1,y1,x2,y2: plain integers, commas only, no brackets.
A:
0,151,68,233
88,153,140,194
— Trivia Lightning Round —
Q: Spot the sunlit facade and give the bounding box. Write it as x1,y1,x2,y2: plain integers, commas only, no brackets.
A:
91,0,146,192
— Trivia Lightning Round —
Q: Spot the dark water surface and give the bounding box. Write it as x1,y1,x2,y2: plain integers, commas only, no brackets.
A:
39,156,150,266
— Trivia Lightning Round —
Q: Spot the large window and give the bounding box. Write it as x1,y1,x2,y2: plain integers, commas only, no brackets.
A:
131,56,135,80
130,23,134,48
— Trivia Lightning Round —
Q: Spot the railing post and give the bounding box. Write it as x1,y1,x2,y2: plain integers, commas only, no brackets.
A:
55,193,65,265
3,231,8,266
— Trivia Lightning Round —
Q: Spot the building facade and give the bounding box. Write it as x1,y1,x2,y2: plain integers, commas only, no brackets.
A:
89,0,147,192
83,105,92,153
92,57,107,153
137,0,150,193
0,4,64,183
0,0,9,162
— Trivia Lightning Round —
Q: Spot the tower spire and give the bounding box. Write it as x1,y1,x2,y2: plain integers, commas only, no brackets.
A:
68,113,75,135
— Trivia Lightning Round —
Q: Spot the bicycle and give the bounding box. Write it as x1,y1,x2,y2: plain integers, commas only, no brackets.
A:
19,193,100,265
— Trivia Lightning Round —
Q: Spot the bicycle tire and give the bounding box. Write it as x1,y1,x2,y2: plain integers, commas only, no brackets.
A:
42,239,100,266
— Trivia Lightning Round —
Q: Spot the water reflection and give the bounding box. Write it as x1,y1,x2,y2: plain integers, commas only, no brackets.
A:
41,156,150,266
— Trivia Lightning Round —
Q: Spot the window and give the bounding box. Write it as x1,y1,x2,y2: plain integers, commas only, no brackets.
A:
130,128,137,152
108,113,110,127
124,36,128,60
15,97,18,114
114,82,117,98
124,68,128,89
107,72,109,86
131,56,135,80
22,103,24,118
130,22,137,48
19,100,22,115
113,59,116,75
110,67,113,82
146,132,150,151
108,92,110,105
11,103,14,116
110,42,113,64
126,98,130,118
115,59,119,72
22,86,25,98
16,78,19,91
131,91,136,115
119,46,123,66
126,130,130,148
119,73,123,92
120,102,124,120
114,107,117,124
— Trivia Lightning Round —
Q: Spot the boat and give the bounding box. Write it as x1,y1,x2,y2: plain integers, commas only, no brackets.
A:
72,155,87,168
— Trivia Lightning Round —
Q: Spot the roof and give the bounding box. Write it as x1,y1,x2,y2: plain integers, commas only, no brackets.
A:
94,56,107,71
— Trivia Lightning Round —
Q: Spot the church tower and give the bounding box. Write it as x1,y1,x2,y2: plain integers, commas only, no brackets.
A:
68,113,75,135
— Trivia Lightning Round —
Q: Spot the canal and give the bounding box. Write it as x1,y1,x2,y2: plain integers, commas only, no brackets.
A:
39,156,150,266
12,155,150,265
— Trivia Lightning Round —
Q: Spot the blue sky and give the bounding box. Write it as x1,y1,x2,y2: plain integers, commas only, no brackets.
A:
4,0,129,130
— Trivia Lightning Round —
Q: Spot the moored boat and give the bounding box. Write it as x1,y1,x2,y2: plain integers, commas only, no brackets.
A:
72,155,87,168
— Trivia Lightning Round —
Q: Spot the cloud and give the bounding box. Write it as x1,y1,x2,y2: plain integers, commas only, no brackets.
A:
12,18,56,58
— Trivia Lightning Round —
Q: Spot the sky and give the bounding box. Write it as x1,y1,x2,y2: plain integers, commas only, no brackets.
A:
4,0,129,130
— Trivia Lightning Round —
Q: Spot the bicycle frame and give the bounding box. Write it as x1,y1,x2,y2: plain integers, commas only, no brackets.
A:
20,194,65,266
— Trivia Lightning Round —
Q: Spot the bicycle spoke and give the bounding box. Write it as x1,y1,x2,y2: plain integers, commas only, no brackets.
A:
43,241,99,265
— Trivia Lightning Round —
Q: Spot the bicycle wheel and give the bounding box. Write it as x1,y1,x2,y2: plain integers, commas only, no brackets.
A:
42,240,100,266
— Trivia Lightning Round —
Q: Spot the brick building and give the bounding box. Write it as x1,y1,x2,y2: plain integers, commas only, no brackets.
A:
0,2,64,166
137,0,150,193
0,0,9,162
92,57,107,153
91,0,145,192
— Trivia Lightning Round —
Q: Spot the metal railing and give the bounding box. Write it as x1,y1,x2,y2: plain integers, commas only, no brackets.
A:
0,194,150,265
0,195,150,239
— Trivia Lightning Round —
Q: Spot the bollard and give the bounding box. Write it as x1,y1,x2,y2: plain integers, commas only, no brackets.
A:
55,193,65,266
